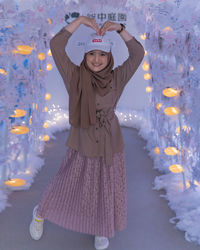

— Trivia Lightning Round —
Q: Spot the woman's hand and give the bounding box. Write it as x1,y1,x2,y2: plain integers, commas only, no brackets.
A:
79,16,100,35
99,21,121,36
64,16,100,35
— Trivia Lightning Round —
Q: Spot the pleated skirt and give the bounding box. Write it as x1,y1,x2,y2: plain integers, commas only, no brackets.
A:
37,147,127,238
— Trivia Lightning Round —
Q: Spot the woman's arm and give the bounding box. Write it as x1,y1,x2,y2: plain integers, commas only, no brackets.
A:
100,21,145,98
100,21,132,42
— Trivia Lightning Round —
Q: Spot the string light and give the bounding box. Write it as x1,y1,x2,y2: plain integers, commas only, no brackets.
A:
45,93,51,100
140,33,146,40
38,52,46,60
142,62,150,71
156,103,162,110
46,63,53,71
146,86,153,92
144,73,152,80
154,147,160,154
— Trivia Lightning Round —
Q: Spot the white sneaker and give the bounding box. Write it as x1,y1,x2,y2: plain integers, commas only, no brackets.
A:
94,236,109,250
29,205,44,240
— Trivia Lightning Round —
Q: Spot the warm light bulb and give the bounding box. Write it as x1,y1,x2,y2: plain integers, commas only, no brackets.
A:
146,86,153,93
144,73,152,80
43,135,50,141
156,103,162,110
10,109,26,118
38,52,46,60
144,50,148,56
44,107,48,112
0,68,7,75
10,125,29,134
140,33,146,40
164,107,180,116
5,178,26,187
46,63,53,71
154,147,160,154
169,164,184,173
176,125,191,134
29,117,32,125
16,45,33,55
163,26,173,32
43,122,49,128
163,88,179,97
48,49,52,56
47,18,52,24
45,93,51,100
164,147,179,155
190,66,194,71
142,62,150,71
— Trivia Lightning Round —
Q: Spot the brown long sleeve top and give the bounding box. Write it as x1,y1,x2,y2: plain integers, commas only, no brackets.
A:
50,27,145,165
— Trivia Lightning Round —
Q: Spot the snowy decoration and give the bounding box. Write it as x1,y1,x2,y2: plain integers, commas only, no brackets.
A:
1,0,200,246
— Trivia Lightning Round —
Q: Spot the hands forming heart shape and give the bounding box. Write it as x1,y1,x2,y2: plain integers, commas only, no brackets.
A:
81,16,121,36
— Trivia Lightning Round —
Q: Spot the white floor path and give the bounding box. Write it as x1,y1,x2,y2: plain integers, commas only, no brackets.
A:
0,127,200,250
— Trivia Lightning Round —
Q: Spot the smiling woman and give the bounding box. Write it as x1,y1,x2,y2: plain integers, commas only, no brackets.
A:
29,15,145,250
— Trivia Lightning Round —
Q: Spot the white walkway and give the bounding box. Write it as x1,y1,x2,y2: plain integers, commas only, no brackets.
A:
0,127,200,250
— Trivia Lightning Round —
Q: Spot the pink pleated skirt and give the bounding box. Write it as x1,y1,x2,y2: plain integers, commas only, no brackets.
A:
37,147,127,238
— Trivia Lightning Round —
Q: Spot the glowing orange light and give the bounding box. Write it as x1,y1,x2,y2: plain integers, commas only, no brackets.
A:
44,107,48,112
190,66,194,71
156,103,162,110
0,68,7,75
45,93,51,100
163,88,179,97
38,52,46,60
13,45,33,55
164,107,180,116
43,122,49,128
47,18,52,24
169,164,184,173
10,125,29,134
163,26,173,32
48,49,52,56
164,147,179,155
154,147,160,154
144,73,152,80
140,33,146,40
10,109,26,118
146,86,153,93
29,117,32,125
5,178,26,187
176,125,191,134
46,63,53,71
43,135,50,141
142,62,150,71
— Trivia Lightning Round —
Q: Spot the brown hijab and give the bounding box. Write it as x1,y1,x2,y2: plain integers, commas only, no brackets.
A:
69,51,114,129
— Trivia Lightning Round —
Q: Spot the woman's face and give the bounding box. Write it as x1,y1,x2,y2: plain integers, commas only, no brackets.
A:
86,50,109,72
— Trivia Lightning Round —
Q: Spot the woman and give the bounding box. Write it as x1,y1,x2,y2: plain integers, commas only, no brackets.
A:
29,16,144,250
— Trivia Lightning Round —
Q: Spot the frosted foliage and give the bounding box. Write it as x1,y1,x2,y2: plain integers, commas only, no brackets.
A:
1,0,200,246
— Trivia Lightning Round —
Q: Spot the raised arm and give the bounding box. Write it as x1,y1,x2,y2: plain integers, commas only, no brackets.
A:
50,16,100,93
100,21,145,98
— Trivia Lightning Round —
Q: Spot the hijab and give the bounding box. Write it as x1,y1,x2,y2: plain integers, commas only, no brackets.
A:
69,51,114,129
